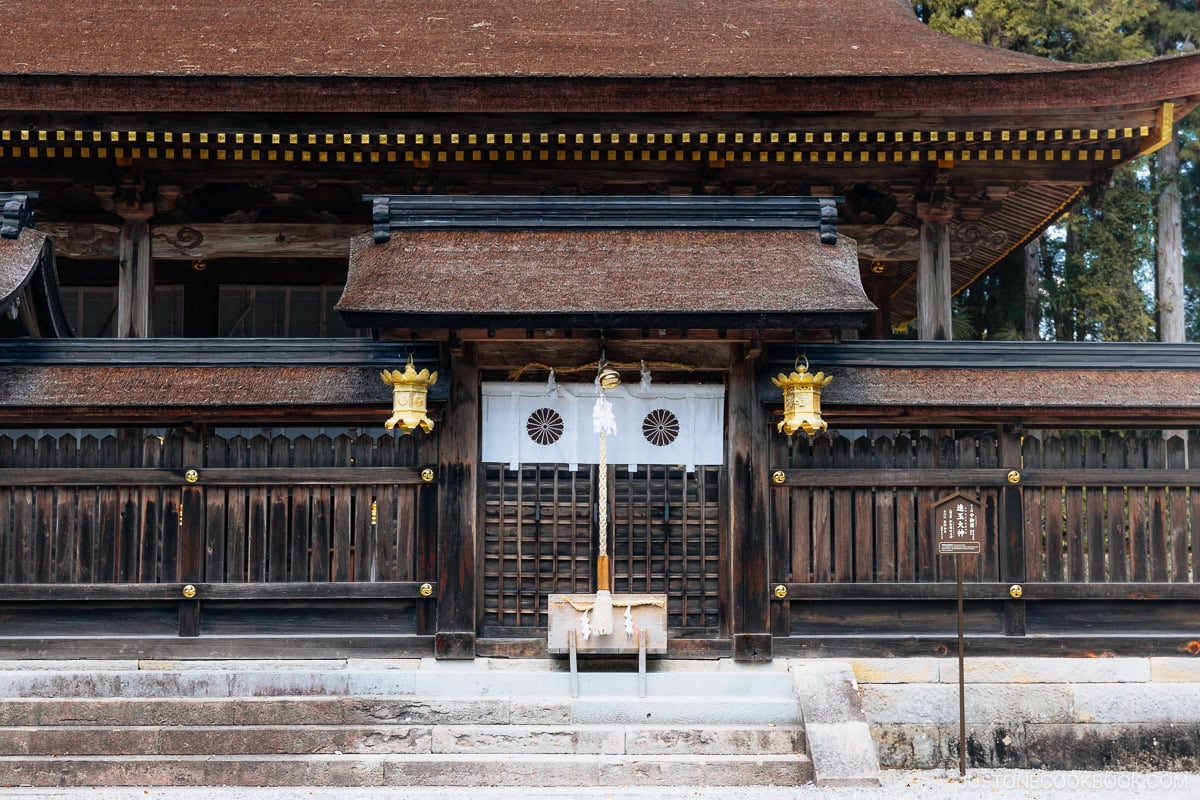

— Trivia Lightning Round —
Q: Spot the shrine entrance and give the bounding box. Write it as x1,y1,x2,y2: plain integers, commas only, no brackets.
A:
480,463,723,641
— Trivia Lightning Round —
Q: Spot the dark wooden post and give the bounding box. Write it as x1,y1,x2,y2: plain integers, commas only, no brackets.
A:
861,263,895,340
178,428,205,637
727,343,772,661
435,341,479,659
999,429,1026,636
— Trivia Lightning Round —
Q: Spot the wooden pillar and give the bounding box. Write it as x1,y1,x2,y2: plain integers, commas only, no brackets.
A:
1156,138,1184,343
435,341,479,659
116,218,153,338
727,343,772,661
917,220,952,340
1023,239,1042,340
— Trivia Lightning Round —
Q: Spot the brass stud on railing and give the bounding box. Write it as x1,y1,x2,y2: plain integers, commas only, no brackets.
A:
182,584,197,599
1007,470,1021,484
1009,584,1024,599
772,470,787,485
419,583,434,597
420,467,435,483
184,469,199,484
774,584,788,599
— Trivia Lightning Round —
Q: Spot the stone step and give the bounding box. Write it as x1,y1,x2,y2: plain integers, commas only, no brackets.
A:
0,668,795,699
0,696,511,727
0,694,799,727
0,753,813,787
435,724,805,756
0,723,804,757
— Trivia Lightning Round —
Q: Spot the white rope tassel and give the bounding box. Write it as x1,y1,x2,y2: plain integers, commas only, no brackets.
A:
593,392,615,636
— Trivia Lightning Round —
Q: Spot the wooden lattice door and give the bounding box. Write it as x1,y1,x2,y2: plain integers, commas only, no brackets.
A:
481,464,722,636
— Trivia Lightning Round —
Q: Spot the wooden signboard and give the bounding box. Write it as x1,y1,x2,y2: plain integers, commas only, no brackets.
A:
935,492,982,556
933,491,981,778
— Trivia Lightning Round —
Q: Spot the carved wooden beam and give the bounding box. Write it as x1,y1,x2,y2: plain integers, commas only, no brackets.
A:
151,224,365,260
38,223,365,260
843,223,1008,262
37,222,121,259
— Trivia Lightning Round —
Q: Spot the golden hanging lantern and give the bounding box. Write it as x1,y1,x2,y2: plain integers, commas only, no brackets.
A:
380,356,438,434
771,357,833,437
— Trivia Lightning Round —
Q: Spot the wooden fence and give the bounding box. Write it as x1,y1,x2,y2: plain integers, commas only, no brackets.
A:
769,430,1199,653
0,430,438,644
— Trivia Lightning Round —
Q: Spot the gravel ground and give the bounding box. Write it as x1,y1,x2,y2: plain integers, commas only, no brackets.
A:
1,771,1196,800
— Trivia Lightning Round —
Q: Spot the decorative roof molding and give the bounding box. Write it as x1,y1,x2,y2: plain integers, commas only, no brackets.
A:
367,195,840,245
0,192,38,239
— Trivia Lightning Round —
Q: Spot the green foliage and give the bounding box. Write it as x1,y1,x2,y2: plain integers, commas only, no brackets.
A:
912,0,1156,62
1051,165,1156,340
912,1,1200,341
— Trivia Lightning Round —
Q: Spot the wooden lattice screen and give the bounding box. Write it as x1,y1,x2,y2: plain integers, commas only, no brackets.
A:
482,464,596,630
482,464,722,632
611,466,721,631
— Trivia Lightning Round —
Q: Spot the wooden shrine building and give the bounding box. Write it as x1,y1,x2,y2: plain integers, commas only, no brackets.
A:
1,0,1200,661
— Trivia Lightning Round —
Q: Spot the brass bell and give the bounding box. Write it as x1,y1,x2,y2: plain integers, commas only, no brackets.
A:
597,365,621,390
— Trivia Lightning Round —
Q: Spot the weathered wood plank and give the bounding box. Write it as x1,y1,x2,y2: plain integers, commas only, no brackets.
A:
267,435,290,582
288,437,313,582
894,435,916,582
116,434,141,583
245,436,269,583
916,436,936,583
852,437,874,582
1167,436,1189,583
1064,435,1085,583
75,437,103,583
0,582,439,601
138,435,163,583
33,437,55,583
332,436,354,582
97,436,120,582
1147,437,1169,582
151,223,365,260
12,437,36,583
873,436,896,583
1126,436,1149,582
1021,435,1044,582
0,467,432,486
353,436,376,582
771,582,1200,601
1085,435,1106,582
310,435,333,583
204,436,229,582
0,437,12,583
811,437,833,584
52,436,78,584
1105,434,1129,583
224,437,250,582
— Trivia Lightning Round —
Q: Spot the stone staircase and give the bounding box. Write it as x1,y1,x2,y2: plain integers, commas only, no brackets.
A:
0,659,826,787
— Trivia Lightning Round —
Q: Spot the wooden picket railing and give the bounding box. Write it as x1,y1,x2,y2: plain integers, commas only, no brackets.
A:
0,431,439,642
769,430,1199,653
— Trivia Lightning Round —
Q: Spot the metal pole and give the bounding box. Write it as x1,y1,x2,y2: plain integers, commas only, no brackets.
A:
956,557,966,777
